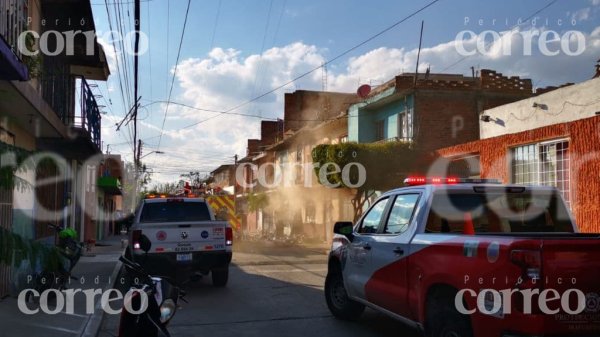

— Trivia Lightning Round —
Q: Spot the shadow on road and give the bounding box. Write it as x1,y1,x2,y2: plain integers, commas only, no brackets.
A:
169,264,422,337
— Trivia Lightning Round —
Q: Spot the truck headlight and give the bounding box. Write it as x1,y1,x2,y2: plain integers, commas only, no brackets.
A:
159,299,176,323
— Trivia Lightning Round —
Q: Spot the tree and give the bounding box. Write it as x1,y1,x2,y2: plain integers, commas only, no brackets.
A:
311,141,434,222
180,171,204,189
247,192,269,213
146,182,180,195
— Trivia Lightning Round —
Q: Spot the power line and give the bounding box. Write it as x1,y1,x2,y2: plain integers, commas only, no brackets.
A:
146,1,154,121
440,0,559,73
114,0,133,107
178,0,442,131
208,0,222,50
156,0,192,151
103,0,128,114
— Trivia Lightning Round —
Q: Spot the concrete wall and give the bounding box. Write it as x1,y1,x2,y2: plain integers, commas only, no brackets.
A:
480,77,600,139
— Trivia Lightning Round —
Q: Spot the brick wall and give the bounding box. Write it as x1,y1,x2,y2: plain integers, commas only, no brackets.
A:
260,120,283,148
437,116,600,232
414,90,533,152
247,139,260,156
283,90,357,132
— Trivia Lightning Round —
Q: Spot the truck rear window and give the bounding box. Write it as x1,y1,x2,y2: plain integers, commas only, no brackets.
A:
426,191,573,234
139,202,211,223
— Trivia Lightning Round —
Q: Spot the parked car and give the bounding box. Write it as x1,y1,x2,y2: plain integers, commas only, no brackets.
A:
325,177,600,337
127,195,233,286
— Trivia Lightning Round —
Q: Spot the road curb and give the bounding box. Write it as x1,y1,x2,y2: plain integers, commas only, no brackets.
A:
79,250,124,337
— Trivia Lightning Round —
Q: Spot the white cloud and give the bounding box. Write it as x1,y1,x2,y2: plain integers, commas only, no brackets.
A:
138,25,600,184
572,7,592,21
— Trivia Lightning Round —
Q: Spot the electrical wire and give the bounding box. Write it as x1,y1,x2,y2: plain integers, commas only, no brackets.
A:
104,0,129,116
177,0,443,131
440,0,559,73
208,0,222,51
156,0,192,152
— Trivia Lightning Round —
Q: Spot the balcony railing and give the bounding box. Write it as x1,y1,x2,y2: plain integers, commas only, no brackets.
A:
76,77,101,150
0,0,29,80
0,0,28,60
374,136,412,144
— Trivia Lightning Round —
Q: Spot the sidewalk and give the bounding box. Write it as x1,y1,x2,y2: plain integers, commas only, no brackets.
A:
0,234,126,337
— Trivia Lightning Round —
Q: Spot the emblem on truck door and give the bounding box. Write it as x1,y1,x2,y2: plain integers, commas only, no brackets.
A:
181,231,189,240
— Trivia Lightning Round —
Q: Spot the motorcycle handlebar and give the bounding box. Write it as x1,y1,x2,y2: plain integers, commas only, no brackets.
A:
119,255,154,283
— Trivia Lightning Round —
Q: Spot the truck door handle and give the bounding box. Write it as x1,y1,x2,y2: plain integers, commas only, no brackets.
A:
393,247,404,255
362,244,372,250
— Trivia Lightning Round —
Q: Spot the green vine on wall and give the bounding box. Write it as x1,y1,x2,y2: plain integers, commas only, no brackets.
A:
0,140,35,191
20,30,42,79
0,227,62,272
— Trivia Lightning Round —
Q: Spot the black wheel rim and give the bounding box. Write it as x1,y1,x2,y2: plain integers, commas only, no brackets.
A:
329,276,348,309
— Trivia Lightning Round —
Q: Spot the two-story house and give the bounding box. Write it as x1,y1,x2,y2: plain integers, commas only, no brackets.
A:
0,0,109,296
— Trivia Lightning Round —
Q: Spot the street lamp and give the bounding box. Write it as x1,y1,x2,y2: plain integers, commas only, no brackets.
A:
140,150,164,159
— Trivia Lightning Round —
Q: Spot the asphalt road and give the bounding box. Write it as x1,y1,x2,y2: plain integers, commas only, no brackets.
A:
99,241,422,337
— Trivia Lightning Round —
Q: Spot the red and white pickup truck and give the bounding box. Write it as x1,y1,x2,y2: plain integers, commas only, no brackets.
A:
325,177,600,337
127,195,233,286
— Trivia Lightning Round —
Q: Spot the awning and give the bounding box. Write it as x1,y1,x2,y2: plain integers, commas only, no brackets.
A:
0,36,28,81
97,176,123,195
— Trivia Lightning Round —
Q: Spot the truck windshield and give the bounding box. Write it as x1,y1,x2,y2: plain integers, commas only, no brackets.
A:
426,191,574,233
139,202,212,223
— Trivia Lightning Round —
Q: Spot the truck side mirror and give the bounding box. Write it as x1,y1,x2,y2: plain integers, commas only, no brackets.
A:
334,221,354,240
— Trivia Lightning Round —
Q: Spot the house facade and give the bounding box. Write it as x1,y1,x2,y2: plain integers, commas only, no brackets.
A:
0,0,109,296
438,76,600,232
348,70,534,152
236,90,359,242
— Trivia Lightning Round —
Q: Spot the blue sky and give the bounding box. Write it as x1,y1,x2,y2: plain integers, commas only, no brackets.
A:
90,0,600,184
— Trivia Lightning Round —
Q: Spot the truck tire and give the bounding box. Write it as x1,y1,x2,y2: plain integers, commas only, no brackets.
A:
324,270,364,321
212,267,229,287
426,303,473,337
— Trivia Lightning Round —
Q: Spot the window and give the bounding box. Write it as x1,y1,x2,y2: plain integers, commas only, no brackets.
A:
296,145,304,162
512,140,570,206
425,191,573,234
384,194,419,234
305,201,316,224
340,135,348,143
398,112,407,139
140,201,212,223
449,154,481,178
375,120,385,141
397,108,413,140
358,197,388,234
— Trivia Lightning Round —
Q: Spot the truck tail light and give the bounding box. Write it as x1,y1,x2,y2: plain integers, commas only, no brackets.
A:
132,229,142,250
511,249,541,281
225,227,233,246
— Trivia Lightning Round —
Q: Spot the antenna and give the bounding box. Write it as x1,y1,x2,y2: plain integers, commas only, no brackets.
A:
322,61,328,91
414,20,424,87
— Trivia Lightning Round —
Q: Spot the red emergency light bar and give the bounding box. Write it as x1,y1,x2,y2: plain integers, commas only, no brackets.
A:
404,177,501,186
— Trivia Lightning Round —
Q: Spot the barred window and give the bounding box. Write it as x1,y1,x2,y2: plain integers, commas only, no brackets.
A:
512,139,570,207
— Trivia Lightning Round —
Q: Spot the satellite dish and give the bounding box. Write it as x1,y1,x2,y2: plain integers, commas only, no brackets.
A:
357,84,371,98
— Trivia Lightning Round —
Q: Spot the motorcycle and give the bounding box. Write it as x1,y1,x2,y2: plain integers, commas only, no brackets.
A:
118,235,187,337
27,224,83,302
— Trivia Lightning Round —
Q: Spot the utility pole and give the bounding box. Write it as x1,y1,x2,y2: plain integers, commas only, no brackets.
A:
133,0,141,208
233,154,238,213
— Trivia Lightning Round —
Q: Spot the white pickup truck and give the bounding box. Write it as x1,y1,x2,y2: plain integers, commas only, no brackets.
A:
127,196,233,286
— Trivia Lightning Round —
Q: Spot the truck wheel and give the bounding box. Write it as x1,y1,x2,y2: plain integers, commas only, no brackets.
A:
426,304,473,337
212,267,229,287
324,270,364,321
